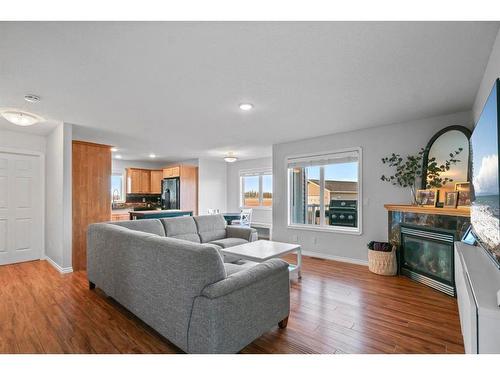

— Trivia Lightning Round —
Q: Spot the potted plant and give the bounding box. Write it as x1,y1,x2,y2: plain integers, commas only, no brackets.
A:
380,147,462,205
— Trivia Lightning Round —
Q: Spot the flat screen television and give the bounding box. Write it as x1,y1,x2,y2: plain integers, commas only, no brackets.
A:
470,78,500,269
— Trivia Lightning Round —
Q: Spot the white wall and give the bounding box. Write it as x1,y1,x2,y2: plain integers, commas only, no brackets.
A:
473,28,500,122
45,123,73,271
198,158,227,215
226,157,272,225
272,111,472,264
0,129,46,153
112,159,166,175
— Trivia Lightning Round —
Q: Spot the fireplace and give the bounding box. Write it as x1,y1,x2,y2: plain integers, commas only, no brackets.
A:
400,225,455,296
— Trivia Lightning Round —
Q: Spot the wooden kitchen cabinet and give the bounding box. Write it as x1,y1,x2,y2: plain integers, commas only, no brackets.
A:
72,141,111,271
140,169,151,192
150,170,163,194
126,168,162,194
163,166,180,178
127,168,142,193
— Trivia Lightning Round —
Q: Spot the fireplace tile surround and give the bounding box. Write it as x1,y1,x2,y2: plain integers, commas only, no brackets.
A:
385,204,470,295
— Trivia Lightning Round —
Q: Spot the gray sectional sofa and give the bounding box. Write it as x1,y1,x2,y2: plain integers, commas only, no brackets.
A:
87,214,290,354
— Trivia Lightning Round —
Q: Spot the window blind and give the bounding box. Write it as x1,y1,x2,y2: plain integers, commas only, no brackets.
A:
287,150,358,168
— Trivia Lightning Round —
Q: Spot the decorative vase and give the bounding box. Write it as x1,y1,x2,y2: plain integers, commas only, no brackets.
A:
410,186,419,206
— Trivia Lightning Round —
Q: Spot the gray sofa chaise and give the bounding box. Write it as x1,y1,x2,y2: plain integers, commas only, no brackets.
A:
87,214,290,354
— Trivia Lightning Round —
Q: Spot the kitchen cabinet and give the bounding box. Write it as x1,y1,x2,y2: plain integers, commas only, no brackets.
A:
163,166,180,178
127,168,142,193
140,169,151,192
73,141,111,271
150,170,163,194
126,168,162,194
111,213,130,221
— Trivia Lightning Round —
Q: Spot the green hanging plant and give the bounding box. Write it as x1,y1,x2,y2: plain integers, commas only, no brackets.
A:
380,147,463,205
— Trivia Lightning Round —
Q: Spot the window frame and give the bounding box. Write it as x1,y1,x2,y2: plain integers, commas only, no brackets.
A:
240,169,273,209
111,171,126,203
286,147,362,235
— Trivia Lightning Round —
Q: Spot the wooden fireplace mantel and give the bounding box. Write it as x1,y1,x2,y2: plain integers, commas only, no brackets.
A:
384,204,470,217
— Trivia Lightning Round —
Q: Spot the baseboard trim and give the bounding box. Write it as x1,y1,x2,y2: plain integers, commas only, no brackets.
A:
44,256,73,274
301,250,368,266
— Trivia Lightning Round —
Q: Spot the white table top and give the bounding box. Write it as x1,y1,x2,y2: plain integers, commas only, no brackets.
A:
221,240,300,262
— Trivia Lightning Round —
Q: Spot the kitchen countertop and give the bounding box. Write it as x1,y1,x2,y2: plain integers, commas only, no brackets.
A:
111,208,132,215
130,209,190,215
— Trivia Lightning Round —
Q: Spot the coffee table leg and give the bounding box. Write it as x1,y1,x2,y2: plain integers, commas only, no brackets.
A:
297,247,302,279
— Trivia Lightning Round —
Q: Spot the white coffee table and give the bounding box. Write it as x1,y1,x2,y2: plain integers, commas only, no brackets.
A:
221,240,302,279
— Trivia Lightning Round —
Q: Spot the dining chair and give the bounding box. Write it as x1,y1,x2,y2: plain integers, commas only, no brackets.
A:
231,208,253,227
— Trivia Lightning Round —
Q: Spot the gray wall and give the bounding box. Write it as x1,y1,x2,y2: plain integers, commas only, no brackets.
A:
473,28,500,122
45,122,73,270
226,157,273,225
272,111,472,263
198,158,227,215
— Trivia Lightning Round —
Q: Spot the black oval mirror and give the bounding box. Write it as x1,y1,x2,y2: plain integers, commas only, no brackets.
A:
421,125,472,198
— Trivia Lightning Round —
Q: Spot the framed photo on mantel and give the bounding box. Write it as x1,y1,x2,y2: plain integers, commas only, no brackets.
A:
455,182,471,207
416,189,438,207
444,191,459,208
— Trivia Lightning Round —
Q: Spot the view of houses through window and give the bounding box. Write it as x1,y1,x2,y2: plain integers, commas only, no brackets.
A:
288,149,360,230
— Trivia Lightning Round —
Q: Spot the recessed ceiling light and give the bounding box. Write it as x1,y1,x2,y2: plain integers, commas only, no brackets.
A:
115,155,122,159
224,153,238,163
149,154,156,158
111,147,118,152
0,110,43,126
24,94,41,103
239,103,253,111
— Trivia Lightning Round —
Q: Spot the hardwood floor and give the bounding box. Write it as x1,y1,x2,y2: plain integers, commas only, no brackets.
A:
0,256,464,354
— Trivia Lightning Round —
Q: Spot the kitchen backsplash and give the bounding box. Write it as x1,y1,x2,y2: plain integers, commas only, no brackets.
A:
112,194,161,209
126,193,161,203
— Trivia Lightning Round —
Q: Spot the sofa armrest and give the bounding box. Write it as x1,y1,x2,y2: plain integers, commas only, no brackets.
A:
189,258,290,353
225,225,257,242
201,258,288,299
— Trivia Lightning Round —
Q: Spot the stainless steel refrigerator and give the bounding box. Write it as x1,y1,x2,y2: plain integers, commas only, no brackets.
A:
161,177,180,209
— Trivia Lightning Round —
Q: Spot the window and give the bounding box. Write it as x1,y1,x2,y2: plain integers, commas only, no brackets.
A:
240,170,272,208
111,172,125,202
288,148,361,233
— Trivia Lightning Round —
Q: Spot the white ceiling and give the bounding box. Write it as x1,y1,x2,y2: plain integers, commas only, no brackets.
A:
0,22,498,162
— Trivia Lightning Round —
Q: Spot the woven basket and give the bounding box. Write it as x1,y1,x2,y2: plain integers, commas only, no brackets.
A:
368,246,397,276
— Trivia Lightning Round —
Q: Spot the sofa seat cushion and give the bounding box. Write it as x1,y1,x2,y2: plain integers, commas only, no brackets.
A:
161,217,201,243
209,237,248,249
111,219,166,237
194,214,227,243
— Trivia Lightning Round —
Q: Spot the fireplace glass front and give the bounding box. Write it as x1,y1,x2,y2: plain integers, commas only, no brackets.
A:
400,225,455,296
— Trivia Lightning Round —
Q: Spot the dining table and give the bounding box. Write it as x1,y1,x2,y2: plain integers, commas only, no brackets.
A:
222,212,241,225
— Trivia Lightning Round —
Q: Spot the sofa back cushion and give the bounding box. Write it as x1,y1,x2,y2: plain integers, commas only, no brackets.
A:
87,223,226,351
194,214,227,243
111,219,166,236
161,216,201,243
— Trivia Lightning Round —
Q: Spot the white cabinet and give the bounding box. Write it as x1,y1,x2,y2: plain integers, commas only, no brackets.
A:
455,242,500,353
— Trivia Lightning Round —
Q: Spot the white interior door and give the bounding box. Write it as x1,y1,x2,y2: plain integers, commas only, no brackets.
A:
0,152,43,265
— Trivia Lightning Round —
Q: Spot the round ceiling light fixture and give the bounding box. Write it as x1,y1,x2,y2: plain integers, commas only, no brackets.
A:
224,153,238,163
110,147,118,152
115,154,122,159
0,110,43,126
149,153,156,158
239,103,253,111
